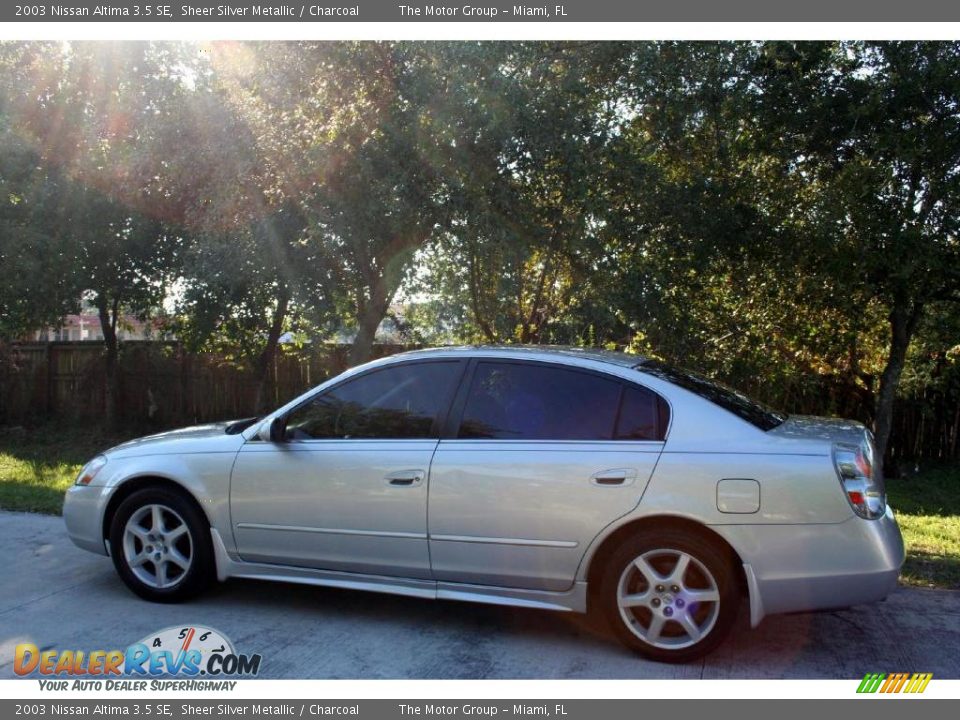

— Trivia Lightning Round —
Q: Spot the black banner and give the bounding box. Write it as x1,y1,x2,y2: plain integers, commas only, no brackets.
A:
4,0,960,23
1,701,956,720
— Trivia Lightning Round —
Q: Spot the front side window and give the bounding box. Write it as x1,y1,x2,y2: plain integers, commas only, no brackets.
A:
284,361,460,440
458,362,623,440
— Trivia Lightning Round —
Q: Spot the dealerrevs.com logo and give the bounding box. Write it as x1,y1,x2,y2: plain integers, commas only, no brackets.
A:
14,625,261,690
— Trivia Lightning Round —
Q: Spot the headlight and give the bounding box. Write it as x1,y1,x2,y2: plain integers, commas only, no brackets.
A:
75,455,108,486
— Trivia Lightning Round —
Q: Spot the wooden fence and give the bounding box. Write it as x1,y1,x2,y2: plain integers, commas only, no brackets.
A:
738,373,960,468
0,341,957,466
0,341,412,428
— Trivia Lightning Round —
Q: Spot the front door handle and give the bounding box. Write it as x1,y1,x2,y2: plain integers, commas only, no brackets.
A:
591,468,638,486
385,470,425,487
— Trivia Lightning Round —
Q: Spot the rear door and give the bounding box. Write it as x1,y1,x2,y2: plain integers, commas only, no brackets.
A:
428,360,669,592
230,359,464,579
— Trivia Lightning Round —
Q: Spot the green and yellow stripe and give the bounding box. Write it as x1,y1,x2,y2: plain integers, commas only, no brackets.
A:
857,672,932,694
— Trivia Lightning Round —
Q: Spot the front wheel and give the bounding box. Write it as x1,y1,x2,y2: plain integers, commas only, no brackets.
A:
109,487,213,602
600,528,739,663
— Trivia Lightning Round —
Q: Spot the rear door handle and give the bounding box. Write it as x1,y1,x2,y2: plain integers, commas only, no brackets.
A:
385,470,425,487
591,468,638,486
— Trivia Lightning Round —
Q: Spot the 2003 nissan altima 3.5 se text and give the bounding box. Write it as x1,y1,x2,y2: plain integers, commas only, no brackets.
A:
64,346,904,662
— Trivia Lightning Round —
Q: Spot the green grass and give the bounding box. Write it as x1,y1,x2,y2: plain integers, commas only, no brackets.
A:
1,424,958,589
0,424,134,514
886,465,960,590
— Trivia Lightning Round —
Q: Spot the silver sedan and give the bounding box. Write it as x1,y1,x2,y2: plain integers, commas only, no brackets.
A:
63,346,904,663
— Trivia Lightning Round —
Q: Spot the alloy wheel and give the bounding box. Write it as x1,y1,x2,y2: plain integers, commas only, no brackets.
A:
122,503,193,589
616,548,721,650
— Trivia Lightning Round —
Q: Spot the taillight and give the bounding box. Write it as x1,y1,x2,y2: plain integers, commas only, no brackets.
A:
833,442,885,519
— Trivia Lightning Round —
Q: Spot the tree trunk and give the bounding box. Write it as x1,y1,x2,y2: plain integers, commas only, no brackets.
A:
252,287,290,414
467,245,497,342
348,227,432,366
873,301,923,478
96,296,121,430
349,279,395,367
521,254,553,344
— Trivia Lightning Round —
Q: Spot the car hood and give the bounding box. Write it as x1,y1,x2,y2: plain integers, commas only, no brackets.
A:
105,421,245,458
767,414,868,446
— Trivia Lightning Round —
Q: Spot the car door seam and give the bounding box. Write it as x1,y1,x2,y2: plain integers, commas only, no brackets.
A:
226,444,244,555
425,438,442,580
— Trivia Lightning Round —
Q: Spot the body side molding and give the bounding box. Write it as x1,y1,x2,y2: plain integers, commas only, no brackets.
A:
210,529,587,612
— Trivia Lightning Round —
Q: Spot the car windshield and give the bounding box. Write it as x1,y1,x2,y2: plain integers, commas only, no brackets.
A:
636,359,787,431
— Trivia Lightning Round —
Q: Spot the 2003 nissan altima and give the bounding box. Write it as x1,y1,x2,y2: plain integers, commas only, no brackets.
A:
64,346,904,662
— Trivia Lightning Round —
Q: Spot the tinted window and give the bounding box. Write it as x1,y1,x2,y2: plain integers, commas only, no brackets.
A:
458,362,621,440
616,385,670,441
637,360,785,431
285,362,460,440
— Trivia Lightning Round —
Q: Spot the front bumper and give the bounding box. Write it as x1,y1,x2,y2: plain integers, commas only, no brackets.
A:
714,504,905,625
63,483,113,556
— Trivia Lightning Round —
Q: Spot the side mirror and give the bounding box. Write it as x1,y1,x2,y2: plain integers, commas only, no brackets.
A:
257,417,286,443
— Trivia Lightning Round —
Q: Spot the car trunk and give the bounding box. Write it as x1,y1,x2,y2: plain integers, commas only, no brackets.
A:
766,414,870,447
770,414,887,515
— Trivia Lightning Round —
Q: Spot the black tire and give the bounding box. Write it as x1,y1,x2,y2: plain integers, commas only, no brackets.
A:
599,527,739,663
108,486,213,603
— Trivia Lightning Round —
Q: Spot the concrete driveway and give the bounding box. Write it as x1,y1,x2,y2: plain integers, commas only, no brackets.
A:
1,510,958,679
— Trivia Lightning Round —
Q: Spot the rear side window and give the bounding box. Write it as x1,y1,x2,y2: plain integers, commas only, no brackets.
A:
616,385,670,440
285,361,460,440
458,362,622,440
457,362,668,441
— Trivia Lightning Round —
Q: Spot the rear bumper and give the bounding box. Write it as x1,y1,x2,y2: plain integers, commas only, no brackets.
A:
714,504,905,626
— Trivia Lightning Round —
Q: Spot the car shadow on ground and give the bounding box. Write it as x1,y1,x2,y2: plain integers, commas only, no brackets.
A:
187,577,959,679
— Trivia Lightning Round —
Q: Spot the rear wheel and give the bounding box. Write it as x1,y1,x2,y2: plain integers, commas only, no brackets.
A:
600,527,739,663
109,487,212,602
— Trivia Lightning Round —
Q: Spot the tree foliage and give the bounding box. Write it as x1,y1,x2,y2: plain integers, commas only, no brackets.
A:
753,41,960,467
0,40,958,466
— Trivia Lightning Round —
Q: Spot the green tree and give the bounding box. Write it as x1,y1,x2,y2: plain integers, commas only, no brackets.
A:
1,42,188,425
755,41,960,471
151,41,491,379
0,43,82,338
175,206,317,413
0,132,82,339
143,53,320,412
298,42,488,364
412,42,636,345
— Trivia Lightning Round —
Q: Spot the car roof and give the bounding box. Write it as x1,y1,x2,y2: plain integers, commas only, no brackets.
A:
386,345,646,369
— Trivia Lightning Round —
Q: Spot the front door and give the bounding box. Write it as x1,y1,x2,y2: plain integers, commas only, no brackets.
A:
230,360,464,579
